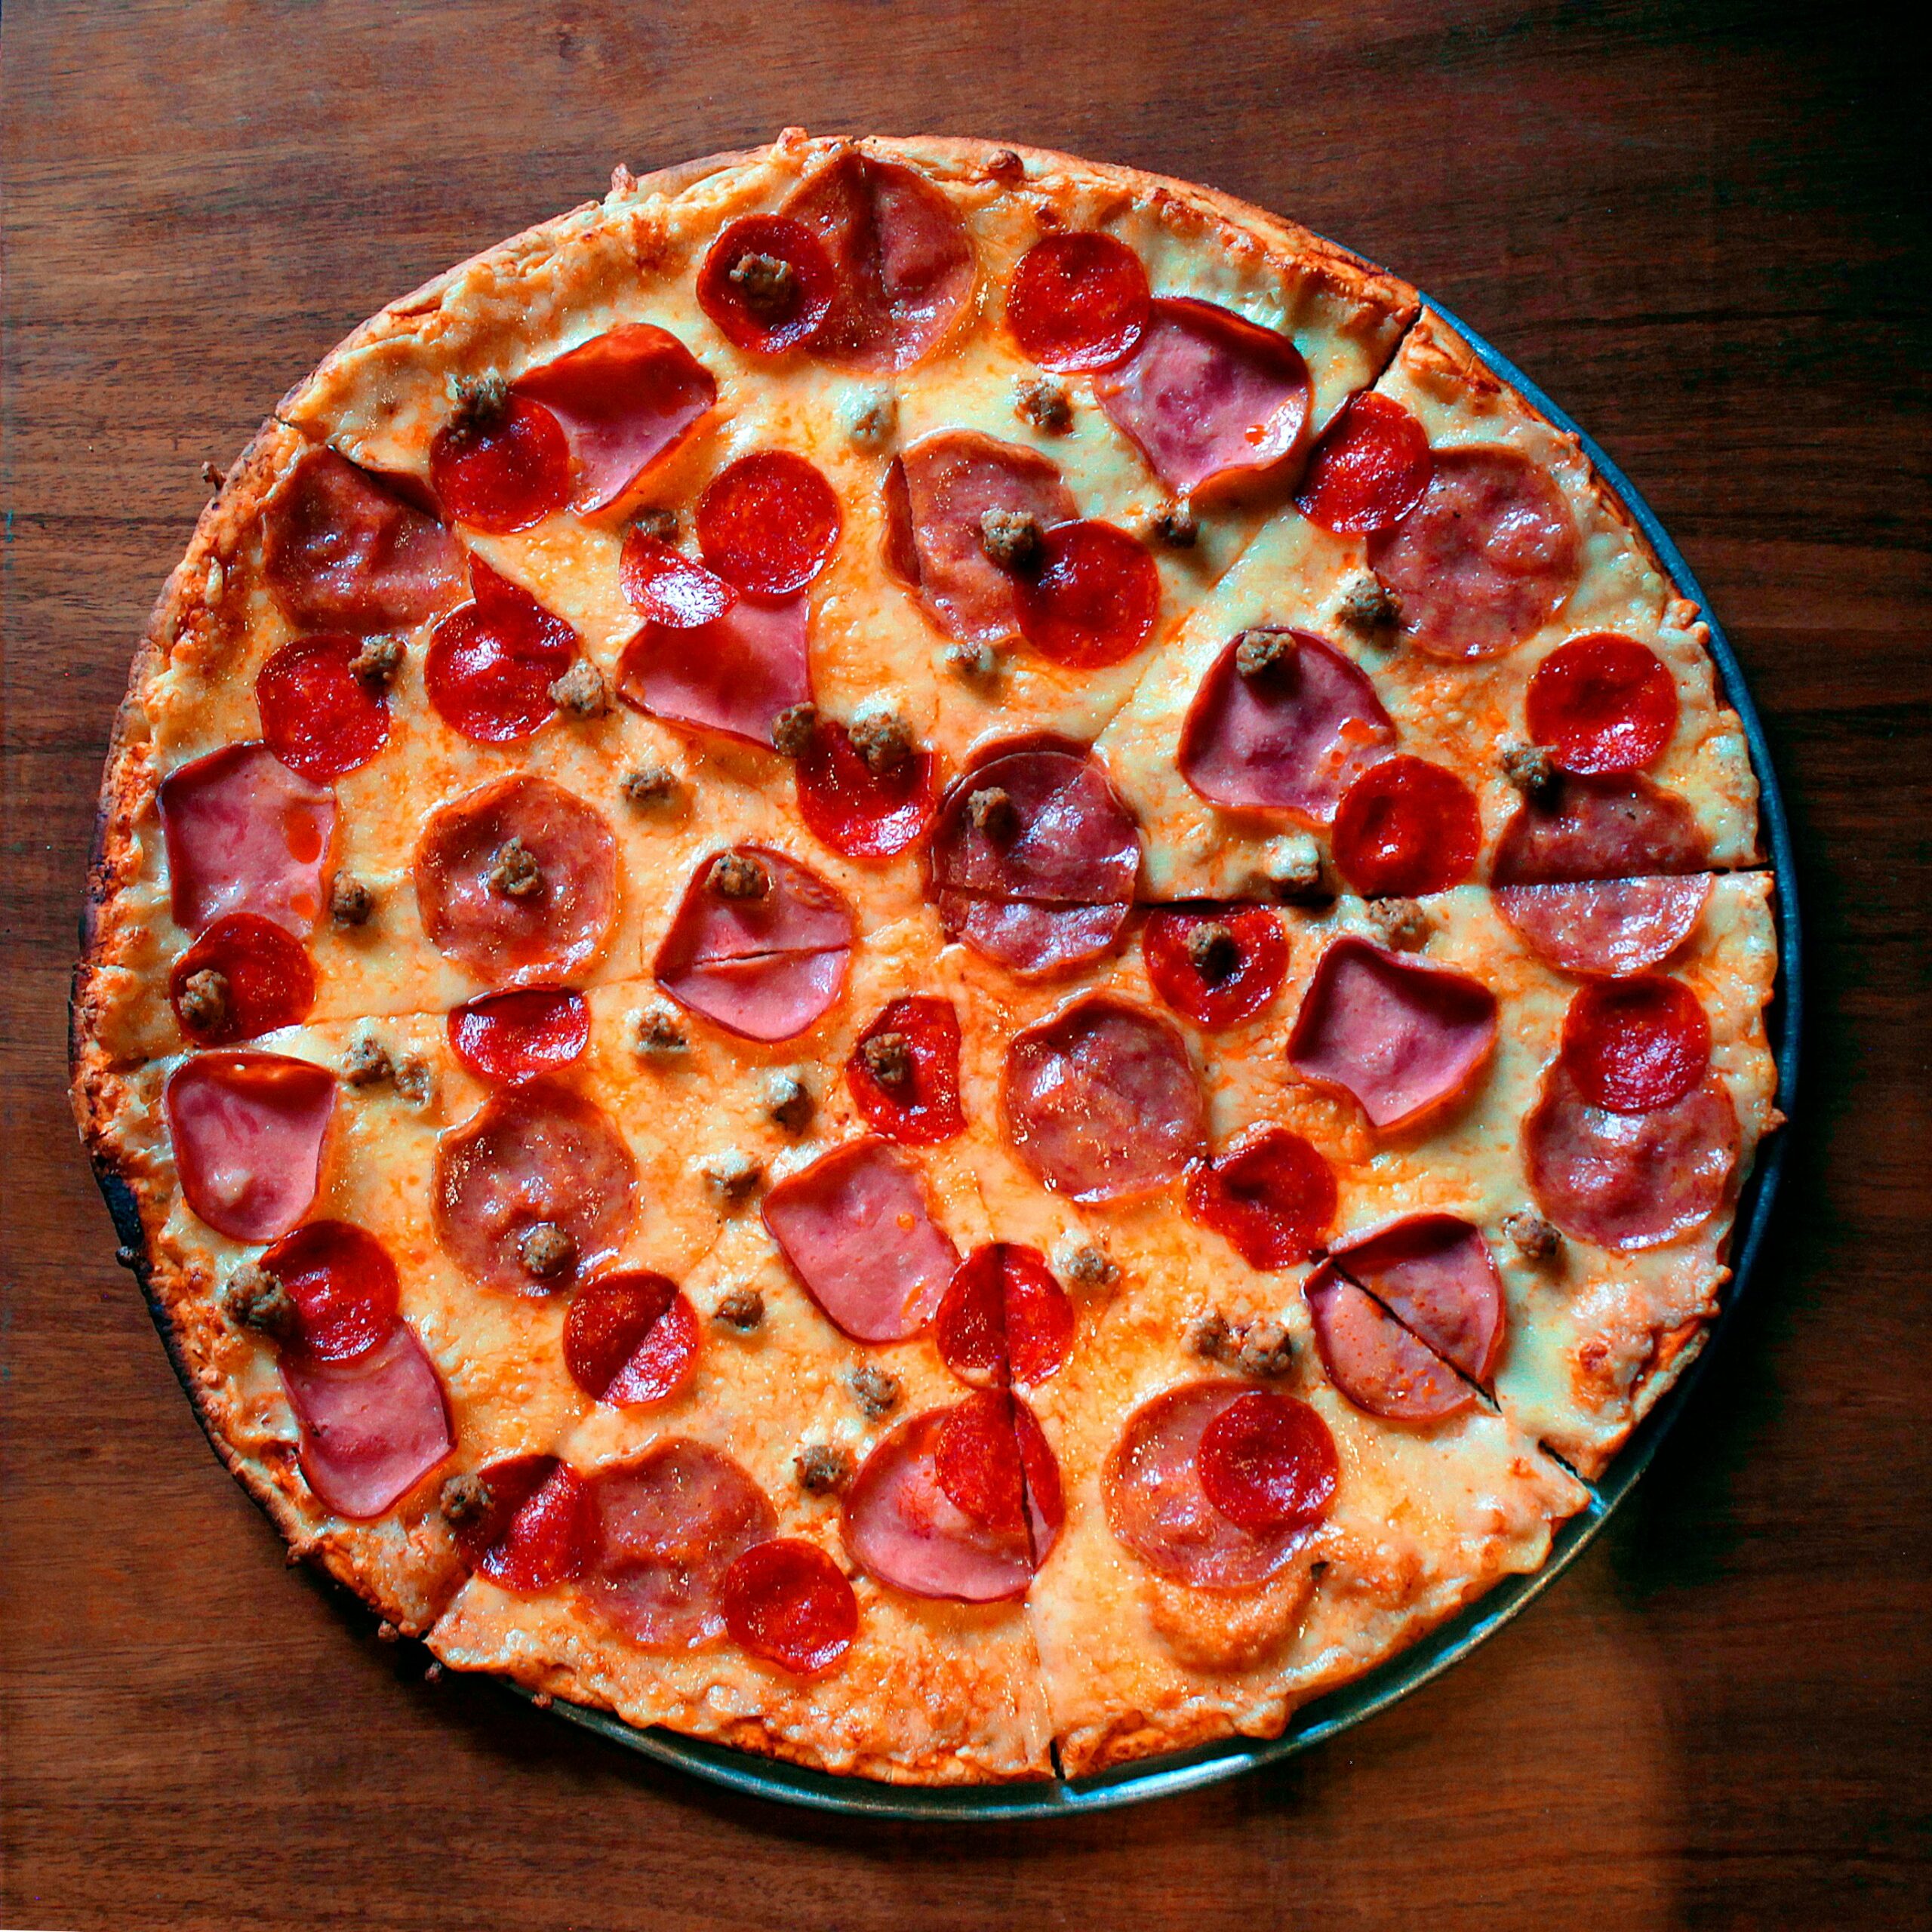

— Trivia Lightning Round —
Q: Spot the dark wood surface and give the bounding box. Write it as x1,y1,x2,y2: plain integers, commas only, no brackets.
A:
4,2,1926,1925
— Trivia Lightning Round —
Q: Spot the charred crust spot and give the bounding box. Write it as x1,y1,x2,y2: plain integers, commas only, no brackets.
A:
771,702,819,759
1235,627,1295,681
1016,377,1072,434
945,639,1000,681
222,1262,298,1341
1500,742,1558,799
343,1034,393,1088
450,373,512,435
978,507,1044,572
392,1056,435,1107
848,1364,903,1420
115,1244,142,1271
632,506,680,543
1065,1244,1118,1289
713,1287,766,1332
764,1070,815,1133
709,850,771,900
703,1149,763,1201
487,836,543,900
1151,502,1199,549
795,1442,855,1495
1337,568,1401,633
968,785,1020,840
728,250,796,313
621,764,681,808
632,1005,689,1057
1364,897,1432,952
330,874,376,927
1503,1210,1562,1263
177,968,229,1034
547,658,607,718
348,636,404,688
439,1471,494,1527
517,1221,576,1281
1184,921,1241,983
848,709,913,774
200,460,226,488
860,1030,913,1088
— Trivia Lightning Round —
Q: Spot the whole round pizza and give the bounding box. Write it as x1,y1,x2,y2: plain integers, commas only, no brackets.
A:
69,131,1780,1788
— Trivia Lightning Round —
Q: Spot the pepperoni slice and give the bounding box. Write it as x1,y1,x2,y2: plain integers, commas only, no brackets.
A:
934,1243,1075,1391
429,390,573,534
1494,773,1709,886
158,742,335,937
165,1051,334,1242
1330,1214,1504,1383
447,987,591,1085
1003,996,1207,1200
583,1441,777,1650
721,1538,858,1675
1198,1390,1339,1532
563,1270,700,1407
782,150,976,372
934,1389,1062,1558
1007,232,1151,373
262,446,465,633
169,912,316,1046
1177,629,1396,824
795,720,937,860
255,635,390,782
1526,1061,1739,1251
281,1324,452,1521
1287,936,1497,1131
892,431,1078,646
1331,755,1482,897
1013,519,1161,669
1094,297,1311,497
653,845,855,1042
1303,1266,1474,1423
1103,1381,1315,1589
1526,634,1680,775
432,1080,638,1296
846,997,965,1146
617,529,736,629
1294,392,1433,534
423,558,579,745
1496,874,1713,977
452,1454,593,1592
1367,446,1581,660
761,1137,958,1343
258,1219,399,1362
414,774,618,987
697,451,841,597
928,743,1142,977
618,590,810,749
513,323,716,513
1184,1128,1337,1269
1560,975,1712,1113
697,215,838,355
1143,905,1287,1030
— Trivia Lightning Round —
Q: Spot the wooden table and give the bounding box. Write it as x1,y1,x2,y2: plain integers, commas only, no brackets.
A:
4,3,1926,1925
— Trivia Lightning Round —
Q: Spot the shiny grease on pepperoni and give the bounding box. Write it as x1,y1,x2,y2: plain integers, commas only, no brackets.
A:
430,390,573,534
697,451,841,597
1560,975,1712,1112
618,530,736,629
281,1324,452,1521
1198,1390,1340,1532
1185,1128,1337,1269
1008,232,1150,372
448,986,590,1084
170,913,316,1045
1294,392,1433,534
1013,520,1161,669
795,721,937,860
721,1538,858,1675
423,558,579,745
1497,874,1712,977
564,1271,700,1407
934,1243,1075,1390
1331,755,1482,897
159,742,335,937
699,215,838,355
255,636,390,781
1494,772,1709,886
258,1219,398,1361
1526,634,1679,775
166,1051,334,1241
453,1454,593,1592
846,997,965,1145
1143,904,1287,1030
934,1389,1062,1552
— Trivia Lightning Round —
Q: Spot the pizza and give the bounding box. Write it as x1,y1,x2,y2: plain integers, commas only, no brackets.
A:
69,130,1781,1786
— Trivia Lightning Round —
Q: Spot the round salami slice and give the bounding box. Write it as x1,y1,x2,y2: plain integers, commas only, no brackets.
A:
618,529,737,629
781,149,976,372
934,1243,1075,1391
1526,1062,1739,1251
583,1441,777,1650
158,741,335,938
452,1454,593,1593
1103,1381,1319,1589
1304,1266,1475,1423
928,743,1141,977
1293,392,1433,534
721,1538,858,1675
1007,231,1150,372
429,389,573,534
1331,755,1482,898
1493,772,1709,886
414,774,618,987
845,997,966,1146
761,1137,958,1343
1184,1128,1337,1269
447,986,591,1085
169,912,316,1046
697,215,838,356
259,1219,400,1363
513,323,716,513
423,559,579,745
255,635,390,782
1013,519,1161,669
795,720,937,861
1367,445,1581,660
1496,874,1712,977
653,846,855,1042
262,446,465,634
165,1051,334,1242
1329,1214,1504,1383
892,431,1078,646
432,1080,638,1296
1003,996,1207,1201
1287,936,1498,1131
1177,629,1395,823
1525,633,1679,775
842,1407,1038,1602
618,591,810,750
1197,1390,1339,1531
281,1323,452,1521
1559,975,1712,1113
697,450,842,598
1143,905,1288,1031
564,1271,700,1407
1095,297,1311,497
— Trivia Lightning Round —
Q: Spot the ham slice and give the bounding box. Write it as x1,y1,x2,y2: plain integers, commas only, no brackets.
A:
281,1324,452,1519
761,1138,958,1342
1497,875,1713,977
159,742,335,937
1493,774,1709,887
1304,1268,1475,1423
1331,1214,1505,1383
617,593,810,750
165,1051,334,1242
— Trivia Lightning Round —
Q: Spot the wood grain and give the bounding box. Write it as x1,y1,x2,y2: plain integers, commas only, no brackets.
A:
3,2,1926,1926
